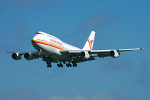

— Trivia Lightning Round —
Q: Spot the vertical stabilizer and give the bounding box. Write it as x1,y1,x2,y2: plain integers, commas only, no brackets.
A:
82,31,95,50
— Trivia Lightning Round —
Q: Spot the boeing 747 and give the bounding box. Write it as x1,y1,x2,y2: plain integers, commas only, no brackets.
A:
8,31,143,68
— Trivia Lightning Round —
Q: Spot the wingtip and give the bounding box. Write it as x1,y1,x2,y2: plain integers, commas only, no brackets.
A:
140,48,144,50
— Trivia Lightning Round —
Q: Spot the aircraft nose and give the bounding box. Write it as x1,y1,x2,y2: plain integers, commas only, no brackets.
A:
31,35,39,45
31,37,40,50
32,35,37,40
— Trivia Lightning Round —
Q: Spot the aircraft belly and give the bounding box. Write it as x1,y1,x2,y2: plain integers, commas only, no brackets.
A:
32,42,70,61
39,43,60,54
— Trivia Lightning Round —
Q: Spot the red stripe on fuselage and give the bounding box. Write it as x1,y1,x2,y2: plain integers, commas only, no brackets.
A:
32,40,67,50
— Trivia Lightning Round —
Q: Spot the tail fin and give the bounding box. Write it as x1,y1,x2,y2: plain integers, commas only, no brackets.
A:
82,31,95,50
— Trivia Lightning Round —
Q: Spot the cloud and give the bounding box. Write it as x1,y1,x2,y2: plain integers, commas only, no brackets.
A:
90,93,128,100
0,90,129,100
41,94,86,100
0,90,36,100
41,92,129,100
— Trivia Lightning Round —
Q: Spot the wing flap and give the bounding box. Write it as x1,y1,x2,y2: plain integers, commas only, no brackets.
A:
89,50,111,54
60,50,82,57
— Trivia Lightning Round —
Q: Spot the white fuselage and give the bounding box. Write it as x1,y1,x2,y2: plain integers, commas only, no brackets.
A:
9,30,143,67
31,31,80,61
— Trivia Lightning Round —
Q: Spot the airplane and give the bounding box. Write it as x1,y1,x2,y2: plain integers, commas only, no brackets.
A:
8,31,143,68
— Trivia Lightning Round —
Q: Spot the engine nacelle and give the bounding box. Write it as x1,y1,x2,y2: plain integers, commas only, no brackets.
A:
110,50,120,58
12,53,21,60
81,51,90,59
24,53,34,60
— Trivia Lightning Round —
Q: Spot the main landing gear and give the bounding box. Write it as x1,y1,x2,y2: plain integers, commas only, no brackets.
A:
66,62,77,67
73,63,77,67
46,61,77,68
57,64,63,67
47,61,52,68
66,63,72,67
57,61,63,67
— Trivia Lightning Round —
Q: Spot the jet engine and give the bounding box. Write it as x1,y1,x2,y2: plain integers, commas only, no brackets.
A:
110,50,120,58
24,53,34,60
81,51,90,59
12,53,21,60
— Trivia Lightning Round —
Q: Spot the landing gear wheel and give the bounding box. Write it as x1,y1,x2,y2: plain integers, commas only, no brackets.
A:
57,64,60,67
69,64,72,67
66,64,69,67
66,63,72,67
57,61,63,68
47,64,52,68
60,64,63,67
46,61,52,68
73,63,77,67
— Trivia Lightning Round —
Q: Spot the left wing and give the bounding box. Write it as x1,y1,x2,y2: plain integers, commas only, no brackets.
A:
60,48,144,60
90,48,143,54
90,48,144,58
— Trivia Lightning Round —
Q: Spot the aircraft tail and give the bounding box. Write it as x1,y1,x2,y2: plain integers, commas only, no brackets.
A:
82,31,95,50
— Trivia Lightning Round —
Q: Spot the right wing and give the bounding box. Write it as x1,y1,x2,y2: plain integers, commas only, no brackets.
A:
7,51,40,60
7,51,58,63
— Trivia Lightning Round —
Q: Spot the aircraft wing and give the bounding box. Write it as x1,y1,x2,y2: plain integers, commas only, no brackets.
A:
60,50,95,63
7,52,25,55
60,48,144,59
7,51,59,63
60,50,82,56
7,51,40,60
117,48,144,52
7,51,40,55
90,48,144,54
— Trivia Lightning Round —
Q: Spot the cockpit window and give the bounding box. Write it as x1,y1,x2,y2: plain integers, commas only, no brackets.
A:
36,32,41,34
36,31,45,35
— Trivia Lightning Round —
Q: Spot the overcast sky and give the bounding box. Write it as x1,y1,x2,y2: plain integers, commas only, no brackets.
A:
0,0,149,100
